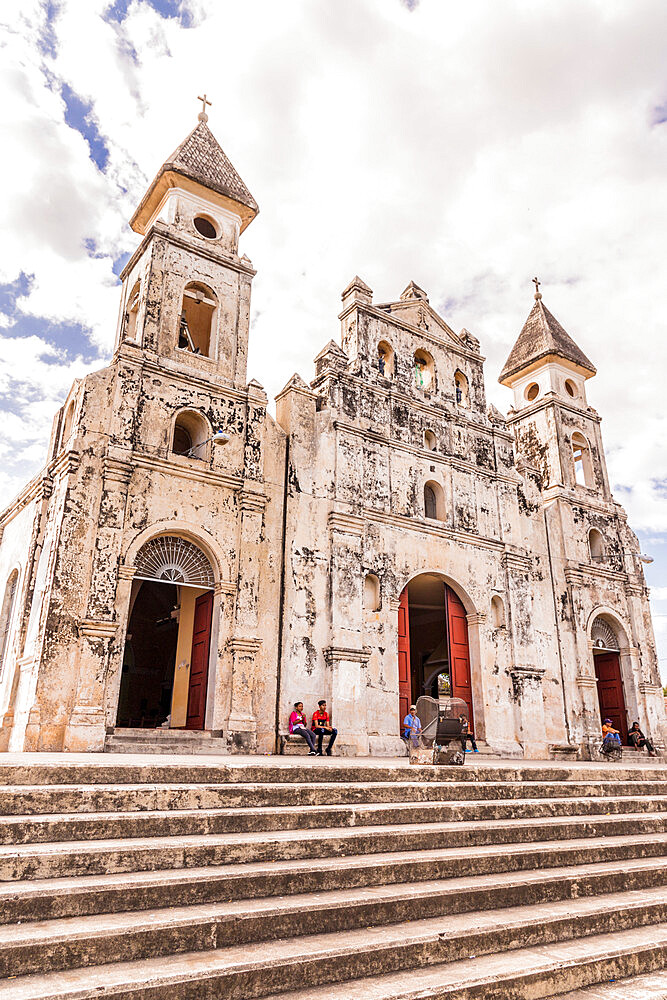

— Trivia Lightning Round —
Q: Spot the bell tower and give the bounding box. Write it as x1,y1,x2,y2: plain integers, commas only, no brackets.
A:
500,281,610,498
114,99,259,390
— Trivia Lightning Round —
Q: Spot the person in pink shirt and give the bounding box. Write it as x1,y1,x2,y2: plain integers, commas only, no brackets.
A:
288,702,318,754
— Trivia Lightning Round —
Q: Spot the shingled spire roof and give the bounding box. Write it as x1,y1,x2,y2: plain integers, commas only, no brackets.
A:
499,295,596,384
162,121,258,213
130,120,258,235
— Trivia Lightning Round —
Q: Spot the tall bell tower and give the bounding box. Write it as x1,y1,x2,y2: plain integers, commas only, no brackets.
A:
114,98,259,390
499,280,609,498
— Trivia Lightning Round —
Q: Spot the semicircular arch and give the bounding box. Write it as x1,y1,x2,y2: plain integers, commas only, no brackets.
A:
123,522,229,587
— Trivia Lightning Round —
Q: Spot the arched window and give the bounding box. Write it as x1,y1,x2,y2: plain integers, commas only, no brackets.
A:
572,432,593,487
424,429,436,451
172,410,210,460
424,480,445,521
124,281,141,342
134,535,215,588
591,616,620,651
363,573,380,611
588,528,605,563
491,595,505,628
454,371,469,407
414,349,434,390
377,341,394,378
178,282,217,358
0,570,19,677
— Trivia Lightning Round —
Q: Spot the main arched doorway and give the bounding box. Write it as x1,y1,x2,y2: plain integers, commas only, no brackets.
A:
398,574,474,728
591,615,628,744
117,535,215,731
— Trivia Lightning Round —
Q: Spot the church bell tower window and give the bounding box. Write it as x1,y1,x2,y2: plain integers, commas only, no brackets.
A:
178,282,217,358
193,216,218,240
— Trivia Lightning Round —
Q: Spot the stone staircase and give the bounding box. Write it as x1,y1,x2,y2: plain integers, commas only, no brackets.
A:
0,756,665,998
104,727,231,755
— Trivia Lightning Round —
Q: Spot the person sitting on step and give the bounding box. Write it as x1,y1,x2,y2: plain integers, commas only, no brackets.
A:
288,702,318,754
628,721,658,757
311,699,338,756
402,705,422,746
458,715,479,753
601,719,622,749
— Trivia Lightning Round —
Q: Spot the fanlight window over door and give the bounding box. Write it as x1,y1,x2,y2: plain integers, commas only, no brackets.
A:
591,617,620,651
133,536,214,589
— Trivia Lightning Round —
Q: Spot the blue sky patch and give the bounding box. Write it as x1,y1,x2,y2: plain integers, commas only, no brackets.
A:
60,83,110,171
37,0,59,57
105,0,194,27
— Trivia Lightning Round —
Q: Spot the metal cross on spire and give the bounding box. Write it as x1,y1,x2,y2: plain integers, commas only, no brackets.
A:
532,276,542,301
197,94,212,122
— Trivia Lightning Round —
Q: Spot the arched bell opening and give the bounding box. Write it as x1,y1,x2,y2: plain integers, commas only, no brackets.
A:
117,535,216,732
397,573,475,734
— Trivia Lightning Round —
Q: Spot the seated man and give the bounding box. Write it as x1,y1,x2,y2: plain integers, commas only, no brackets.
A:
601,718,622,750
311,699,338,756
288,702,317,754
402,705,422,745
628,721,658,757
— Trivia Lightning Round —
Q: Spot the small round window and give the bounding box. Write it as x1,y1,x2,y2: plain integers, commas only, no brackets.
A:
194,216,217,239
564,379,577,398
525,383,539,401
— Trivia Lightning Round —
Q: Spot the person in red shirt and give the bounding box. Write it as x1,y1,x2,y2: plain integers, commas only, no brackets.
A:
311,699,338,755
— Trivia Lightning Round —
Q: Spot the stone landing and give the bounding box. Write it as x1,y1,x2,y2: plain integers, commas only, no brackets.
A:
0,753,665,997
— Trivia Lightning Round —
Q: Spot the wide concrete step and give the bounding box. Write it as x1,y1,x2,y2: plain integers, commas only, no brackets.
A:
6,832,663,924
2,857,665,977
4,779,667,814
254,926,667,1000
4,794,666,845
1,759,667,787
548,970,667,998
3,812,666,881
1,897,666,999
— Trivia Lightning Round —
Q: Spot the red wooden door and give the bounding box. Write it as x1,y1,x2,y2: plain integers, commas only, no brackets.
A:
446,586,474,728
185,591,213,730
594,652,628,744
398,587,411,728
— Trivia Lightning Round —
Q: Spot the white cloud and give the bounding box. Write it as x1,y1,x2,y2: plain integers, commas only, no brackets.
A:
0,0,666,541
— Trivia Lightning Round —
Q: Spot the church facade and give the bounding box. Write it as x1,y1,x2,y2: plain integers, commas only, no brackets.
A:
0,116,663,758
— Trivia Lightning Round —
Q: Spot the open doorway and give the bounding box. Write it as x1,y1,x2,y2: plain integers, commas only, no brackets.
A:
398,574,473,728
117,534,216,731
591,616,628,744
117,581,179,728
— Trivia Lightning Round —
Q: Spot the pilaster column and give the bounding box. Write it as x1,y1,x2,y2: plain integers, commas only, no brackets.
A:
509,664,548,758
227,488,266,746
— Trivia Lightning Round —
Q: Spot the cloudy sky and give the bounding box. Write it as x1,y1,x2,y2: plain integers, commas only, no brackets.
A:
1,0,666,676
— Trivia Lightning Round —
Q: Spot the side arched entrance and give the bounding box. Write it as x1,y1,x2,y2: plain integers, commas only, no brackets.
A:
398,574,474,728
591,616,628,745
117,535,215,731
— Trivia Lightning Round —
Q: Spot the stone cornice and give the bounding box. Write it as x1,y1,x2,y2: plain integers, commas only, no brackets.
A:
120,222,256,283
510,664,546,680
542,486,614,514
103,457,133,487
324,645,370,665
78,619,118,639
575,561,627,584
215,580,236,596
365,507,505,553
126,355,250,403
117,565,136,581
332,419,517,486
50,450,80,480
506,395,602,427
131,451,243,491
229,637,262,654
639,682,663,695
502,550,533,572
576,674,598,690
328,511,365,536
238,490,268,513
